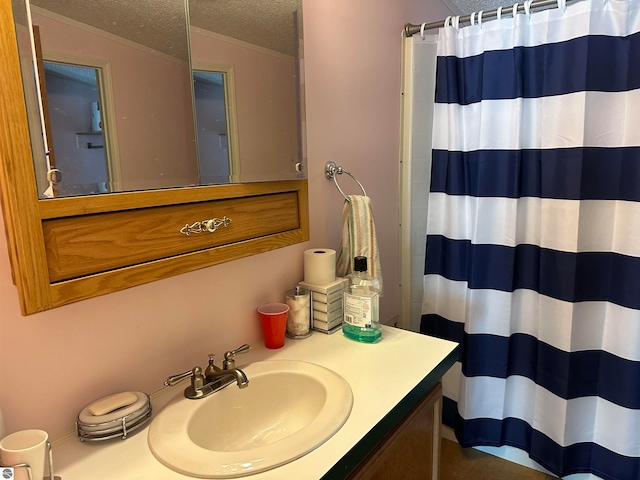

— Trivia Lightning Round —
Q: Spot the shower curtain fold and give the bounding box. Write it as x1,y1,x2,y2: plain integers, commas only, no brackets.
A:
420,1,640,479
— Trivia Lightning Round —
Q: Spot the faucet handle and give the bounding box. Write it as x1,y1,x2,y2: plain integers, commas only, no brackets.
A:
165,368,197,386
223,344,251,369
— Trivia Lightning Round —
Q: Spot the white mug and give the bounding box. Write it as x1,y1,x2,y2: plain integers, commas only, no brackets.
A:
0,429,49,480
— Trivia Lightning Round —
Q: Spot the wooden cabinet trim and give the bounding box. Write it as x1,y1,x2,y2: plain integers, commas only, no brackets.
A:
0,0,53,314
37,179,308,220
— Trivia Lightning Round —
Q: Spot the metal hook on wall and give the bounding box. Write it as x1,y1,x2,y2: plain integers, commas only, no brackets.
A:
325,161,367,201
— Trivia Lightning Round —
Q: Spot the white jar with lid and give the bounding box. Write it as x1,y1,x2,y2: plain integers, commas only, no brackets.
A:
285,287,311,339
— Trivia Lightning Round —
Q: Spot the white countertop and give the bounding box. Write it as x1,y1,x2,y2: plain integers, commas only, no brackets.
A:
53,326,458,480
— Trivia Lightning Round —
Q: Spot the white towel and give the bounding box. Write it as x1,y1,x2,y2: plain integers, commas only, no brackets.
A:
335,195,382,294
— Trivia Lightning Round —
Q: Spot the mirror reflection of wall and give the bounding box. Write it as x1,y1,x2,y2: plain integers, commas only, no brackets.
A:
43,62,110,197
193,69,237,185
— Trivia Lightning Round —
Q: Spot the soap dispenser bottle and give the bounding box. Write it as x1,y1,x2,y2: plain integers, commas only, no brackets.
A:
343,256,381,343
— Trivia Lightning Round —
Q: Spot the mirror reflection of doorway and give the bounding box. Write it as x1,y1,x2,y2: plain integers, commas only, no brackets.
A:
43,61,110,197
192,67,239,184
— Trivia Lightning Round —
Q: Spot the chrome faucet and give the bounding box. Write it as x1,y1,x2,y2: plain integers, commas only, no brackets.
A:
165,344,251,399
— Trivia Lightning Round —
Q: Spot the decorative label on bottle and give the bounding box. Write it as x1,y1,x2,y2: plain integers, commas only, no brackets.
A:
344,292,374,328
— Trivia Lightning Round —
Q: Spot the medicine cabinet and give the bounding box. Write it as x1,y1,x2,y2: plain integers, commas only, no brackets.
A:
0,0,309,315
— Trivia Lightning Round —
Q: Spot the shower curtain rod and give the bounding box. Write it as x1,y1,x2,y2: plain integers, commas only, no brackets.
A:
404,0,577,36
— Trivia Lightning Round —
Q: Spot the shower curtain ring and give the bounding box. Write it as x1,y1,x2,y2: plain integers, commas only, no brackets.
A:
420,22,427,39
444,15,452,28
497,6,503,19
478,10,484,28
452,15,460,31
512,3,519,19
470,12,476,26
524,0,533,19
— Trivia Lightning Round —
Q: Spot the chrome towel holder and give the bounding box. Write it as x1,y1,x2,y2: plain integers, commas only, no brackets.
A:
325,161,367,201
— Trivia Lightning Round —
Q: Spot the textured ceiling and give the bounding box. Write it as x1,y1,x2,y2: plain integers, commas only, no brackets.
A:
190,0,300,56
44,62,98,85
30,0,300,58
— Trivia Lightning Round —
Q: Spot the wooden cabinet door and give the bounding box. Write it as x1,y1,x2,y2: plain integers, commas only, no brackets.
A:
348,382,443,480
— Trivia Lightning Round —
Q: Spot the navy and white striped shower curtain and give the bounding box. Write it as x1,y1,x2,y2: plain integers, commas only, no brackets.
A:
420,0,640,479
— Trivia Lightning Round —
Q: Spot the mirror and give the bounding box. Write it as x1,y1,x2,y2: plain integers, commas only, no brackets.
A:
17,0,304,198
189,0,304,184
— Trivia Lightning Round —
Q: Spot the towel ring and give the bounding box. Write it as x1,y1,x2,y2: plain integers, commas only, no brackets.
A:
325,161,367,200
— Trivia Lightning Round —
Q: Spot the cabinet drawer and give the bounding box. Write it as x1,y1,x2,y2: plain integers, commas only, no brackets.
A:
43,192,300,282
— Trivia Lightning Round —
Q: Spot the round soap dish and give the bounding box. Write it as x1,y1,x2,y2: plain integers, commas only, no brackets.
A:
76,392,151,442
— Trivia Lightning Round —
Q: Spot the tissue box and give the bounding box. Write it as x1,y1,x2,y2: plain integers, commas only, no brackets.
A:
299,278,348,334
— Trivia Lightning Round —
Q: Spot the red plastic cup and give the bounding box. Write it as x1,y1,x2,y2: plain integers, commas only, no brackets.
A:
257,303,289,349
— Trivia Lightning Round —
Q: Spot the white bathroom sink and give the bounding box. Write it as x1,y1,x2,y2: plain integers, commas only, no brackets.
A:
148,360,353,478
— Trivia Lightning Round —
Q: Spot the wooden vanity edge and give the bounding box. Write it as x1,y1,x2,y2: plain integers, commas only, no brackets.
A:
321,343,461,480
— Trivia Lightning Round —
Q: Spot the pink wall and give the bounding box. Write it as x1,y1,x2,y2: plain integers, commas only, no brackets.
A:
0,0,451,440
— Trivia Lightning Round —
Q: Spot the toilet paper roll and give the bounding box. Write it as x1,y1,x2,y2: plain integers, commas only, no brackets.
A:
304,248,336,285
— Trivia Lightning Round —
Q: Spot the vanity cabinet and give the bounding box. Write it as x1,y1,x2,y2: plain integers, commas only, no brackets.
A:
347,382,442,480
50,328,458,480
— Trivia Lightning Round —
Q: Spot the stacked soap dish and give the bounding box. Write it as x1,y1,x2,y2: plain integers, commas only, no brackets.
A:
76,391,151,442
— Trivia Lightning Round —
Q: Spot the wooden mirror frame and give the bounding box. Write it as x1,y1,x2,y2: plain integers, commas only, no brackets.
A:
0,0,309,315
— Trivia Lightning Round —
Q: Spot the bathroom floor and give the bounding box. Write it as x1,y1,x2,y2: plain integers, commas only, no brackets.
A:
440,438,558,480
